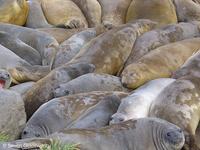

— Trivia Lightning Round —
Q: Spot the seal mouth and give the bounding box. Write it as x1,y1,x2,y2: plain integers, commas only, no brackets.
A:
0,79,6,89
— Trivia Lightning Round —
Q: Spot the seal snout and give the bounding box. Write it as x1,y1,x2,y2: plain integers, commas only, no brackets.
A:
109,113,127,125
164,128,185,148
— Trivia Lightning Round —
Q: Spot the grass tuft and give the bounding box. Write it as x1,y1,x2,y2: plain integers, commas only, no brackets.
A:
0,133,10,142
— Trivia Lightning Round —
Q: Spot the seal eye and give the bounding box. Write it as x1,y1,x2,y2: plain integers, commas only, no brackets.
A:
23,131,27,135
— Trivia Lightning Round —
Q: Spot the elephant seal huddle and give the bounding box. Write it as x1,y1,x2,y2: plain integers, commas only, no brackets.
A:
23,63,95,119
0,0,29,26
122,38,200,89
6,118,185,150
21,91,128,139
126,0,177,27
110,78,175,124
0,69,11,89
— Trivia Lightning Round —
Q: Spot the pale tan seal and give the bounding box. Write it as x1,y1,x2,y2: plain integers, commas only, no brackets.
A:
6,118,185,150
21,91,128,139
41,0,88,29
0,0,29,26
23,63,95,119
72,0,102,27
125,22,200,66
68,19,156,75
121,38,200,89
126,0,177,27
97,0,132,27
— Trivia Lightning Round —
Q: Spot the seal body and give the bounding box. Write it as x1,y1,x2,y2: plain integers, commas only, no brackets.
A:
125,22,200,65
0,0,29,26
97,0,132,27
110,78,175,124
122,38,200,89
21,91,128,139
0,89,26,140
126,0,177,27
0,23,59,67
25,0,53,28
41,0,88,28
16,118,185,150
68,19,156,75
10,82,35,96
0,31,42,65
53,26,107,68
23,63,95,119
174,0,200,22
54,73,129,98
72,0,102,27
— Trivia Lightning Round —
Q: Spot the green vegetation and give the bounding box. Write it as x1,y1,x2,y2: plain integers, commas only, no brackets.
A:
41,140,80,150
0,133,10,142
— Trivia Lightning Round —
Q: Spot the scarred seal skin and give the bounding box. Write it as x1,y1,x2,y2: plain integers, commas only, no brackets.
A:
5,118,185,150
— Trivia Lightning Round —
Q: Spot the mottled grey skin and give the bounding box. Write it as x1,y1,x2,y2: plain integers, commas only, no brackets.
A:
21,91,128,139
0,31,42,65
54,73,129,98
0,23,59,67
25,0,53,28
0,69,11,89
174,0,200,22
126,22,200,65
10,82,35,96
8,118,184,150
0,44,49,84
53,28,102,68
23,63,95,119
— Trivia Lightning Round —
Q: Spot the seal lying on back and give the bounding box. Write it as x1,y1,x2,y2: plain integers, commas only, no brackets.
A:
122,38,200,89
54,73,129,98
0,23,59,67
21,91,128,139
0,0,29,26
0,69,11,89
23,63,95,119
9,118,184,150
25,0,53,28
125,22,200,65
110,78,175,124
0,31,42,65
0,44,49,84
41,0,88,28
68,19,156,75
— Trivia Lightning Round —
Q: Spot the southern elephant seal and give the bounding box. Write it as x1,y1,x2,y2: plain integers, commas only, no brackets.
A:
126,0,177,27
37,28,85,44
173,0,200,22
53,26,107,68
68,19,156,75
25,0,53,28
72,0,102,27
97,0,132,27
23,63,95,119
54,73,129,98
10,82,35,96
21,91,128,139
12,118,184,150
0,0,29,26
125,22,200,66
121,38,200,89
110,78,175,124
0,89,26,140
0,69,11,89
0,23,59,67
0,31,42,65
41,0,88,29
0,44,49,84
